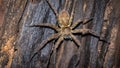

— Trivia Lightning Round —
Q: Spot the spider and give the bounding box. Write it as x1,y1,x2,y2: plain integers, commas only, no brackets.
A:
29,0,108,66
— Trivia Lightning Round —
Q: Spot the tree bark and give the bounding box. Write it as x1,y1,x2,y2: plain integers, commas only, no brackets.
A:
0,0,120,68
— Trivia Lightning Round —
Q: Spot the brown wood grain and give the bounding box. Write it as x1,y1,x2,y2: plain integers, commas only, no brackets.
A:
0,0,120,68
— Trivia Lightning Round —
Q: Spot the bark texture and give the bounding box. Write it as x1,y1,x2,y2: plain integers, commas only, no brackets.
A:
0,0,120,68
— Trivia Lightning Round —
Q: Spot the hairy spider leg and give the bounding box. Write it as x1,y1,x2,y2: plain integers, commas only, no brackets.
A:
70,33,82,67
46,0,58,16
71,18,93,29
29,33,60,62
53,36,64,68
67,0,71,9
69,0,77,26
63,0,69,10
54,36,64,52
72,29,99,36
83,17,93,24
72,29,108,43
71,19,83,29
47,36,64,68
29,23,60,32
46,45,54,68
70,34,81,47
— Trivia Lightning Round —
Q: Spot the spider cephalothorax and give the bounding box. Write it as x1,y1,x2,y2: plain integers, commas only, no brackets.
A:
29,0,108,67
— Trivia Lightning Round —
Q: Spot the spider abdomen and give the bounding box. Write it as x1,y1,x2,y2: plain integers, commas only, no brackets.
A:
58,10,70,27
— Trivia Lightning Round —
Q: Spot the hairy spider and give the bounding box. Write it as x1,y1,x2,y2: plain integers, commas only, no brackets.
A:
29,0,108,66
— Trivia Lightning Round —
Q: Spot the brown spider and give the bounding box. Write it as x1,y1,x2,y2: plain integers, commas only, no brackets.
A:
29,0,108,65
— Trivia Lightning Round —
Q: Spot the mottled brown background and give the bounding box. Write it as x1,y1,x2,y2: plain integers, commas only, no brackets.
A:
0,0,120,68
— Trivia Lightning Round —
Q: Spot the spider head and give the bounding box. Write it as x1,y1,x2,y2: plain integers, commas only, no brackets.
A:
58,10,70,27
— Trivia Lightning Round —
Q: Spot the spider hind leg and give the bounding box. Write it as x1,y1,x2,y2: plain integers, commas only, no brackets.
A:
29,33,60,62
70,34,81,47
53,36,63,68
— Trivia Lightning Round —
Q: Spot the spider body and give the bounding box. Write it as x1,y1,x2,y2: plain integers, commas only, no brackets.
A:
61,27,72,40
29,0,108,67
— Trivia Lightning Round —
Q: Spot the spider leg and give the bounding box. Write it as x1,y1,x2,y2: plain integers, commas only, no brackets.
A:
46,46,54,68
72,29,83,34
69,0,77,26
63,0,69,10
53,36,63,67
70,33,81,66
29,23,60,32
54,36,64,51
29,33,60,62
72,29,108,43
71,19,83,29
72,29,99,36
84,19,107,24
67,0,71,9
83,17,93,24
71,18,93,29
70,34,81,47
45,0,58,16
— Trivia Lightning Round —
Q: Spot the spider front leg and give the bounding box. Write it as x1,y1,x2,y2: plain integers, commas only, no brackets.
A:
72,29,108,43
29,23,60,32
29,33,60,62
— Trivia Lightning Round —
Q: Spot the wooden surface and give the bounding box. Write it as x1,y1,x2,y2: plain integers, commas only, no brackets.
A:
0,0,120,68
